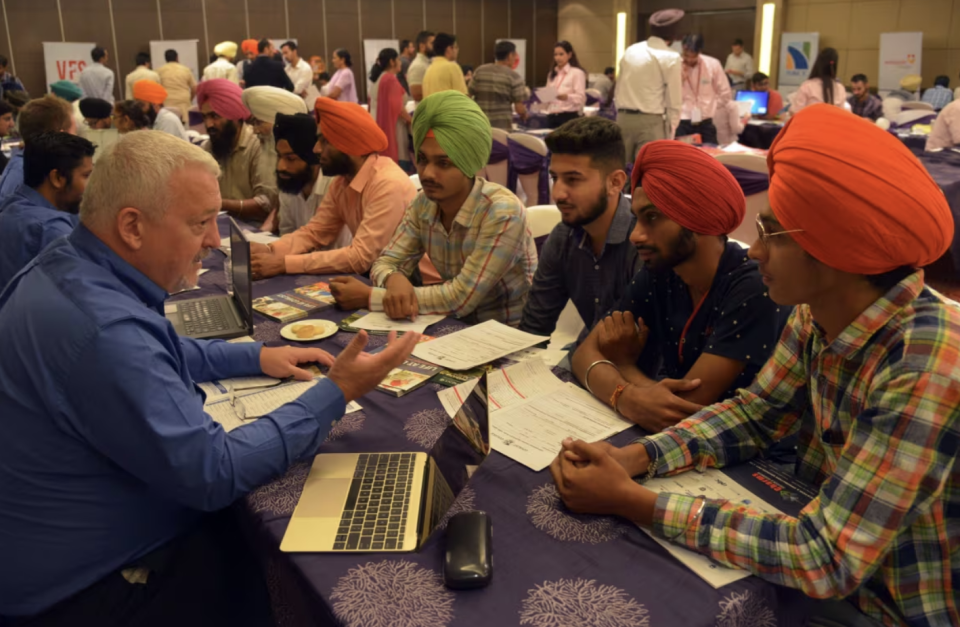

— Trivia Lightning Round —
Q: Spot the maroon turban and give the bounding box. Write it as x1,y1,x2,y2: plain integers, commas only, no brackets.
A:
196,78,250,121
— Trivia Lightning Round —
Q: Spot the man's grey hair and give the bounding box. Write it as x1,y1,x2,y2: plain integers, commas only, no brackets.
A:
80,130,220,229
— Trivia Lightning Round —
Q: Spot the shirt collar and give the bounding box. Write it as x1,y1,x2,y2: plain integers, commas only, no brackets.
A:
574,194,633,250
348,155,380,194
15,184,57,211
68,224,168,311
818,271,925,358
429,177,485,229
233,123,257,156
648,36,669,50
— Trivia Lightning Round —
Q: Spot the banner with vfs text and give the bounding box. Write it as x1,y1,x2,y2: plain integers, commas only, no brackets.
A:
43,42,96,92
879,32,922,91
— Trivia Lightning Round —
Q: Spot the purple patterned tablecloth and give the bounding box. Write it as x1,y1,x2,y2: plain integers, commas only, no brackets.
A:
169,218,814,627
917,153,960,275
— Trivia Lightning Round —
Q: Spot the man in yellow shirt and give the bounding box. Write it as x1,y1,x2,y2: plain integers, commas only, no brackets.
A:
157,49,197,124
422,33,468,98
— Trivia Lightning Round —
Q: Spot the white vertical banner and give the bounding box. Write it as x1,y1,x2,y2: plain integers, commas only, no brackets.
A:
496,39,526,84
363,39,400,103
150,40,201,79
778,32,819,87
879,32,922,91
42,42,96,92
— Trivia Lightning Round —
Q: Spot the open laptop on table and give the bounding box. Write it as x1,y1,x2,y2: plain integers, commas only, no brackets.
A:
166,216,253,340
735,90,770,117
281,374,491,553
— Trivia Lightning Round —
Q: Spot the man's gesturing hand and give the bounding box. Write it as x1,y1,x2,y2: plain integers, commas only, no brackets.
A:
327,330,420,402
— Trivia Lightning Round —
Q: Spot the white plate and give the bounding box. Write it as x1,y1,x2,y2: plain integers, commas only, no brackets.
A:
280,319,338,342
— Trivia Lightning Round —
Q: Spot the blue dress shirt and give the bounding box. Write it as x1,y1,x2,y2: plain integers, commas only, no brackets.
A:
0,184,78,288
0,148,23,206
0,225,345,616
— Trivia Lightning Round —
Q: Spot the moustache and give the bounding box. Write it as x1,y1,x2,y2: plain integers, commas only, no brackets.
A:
193,248,211,263
635,246,657,254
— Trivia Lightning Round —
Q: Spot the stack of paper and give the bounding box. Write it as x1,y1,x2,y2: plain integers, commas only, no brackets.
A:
350,311,446,335
412,320,548,371
245,231,280,245
438,359,563,417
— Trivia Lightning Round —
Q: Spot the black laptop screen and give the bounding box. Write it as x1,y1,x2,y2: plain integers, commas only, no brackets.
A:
228,218,253,327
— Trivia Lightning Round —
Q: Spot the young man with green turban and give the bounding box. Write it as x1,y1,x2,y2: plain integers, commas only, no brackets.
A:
334,90,537,325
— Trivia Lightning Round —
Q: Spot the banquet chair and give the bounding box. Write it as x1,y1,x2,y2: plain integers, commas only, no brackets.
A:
507,133,550,206
526,205,585,348
715,153,768,247
902,101,935,111
893,109,937,129
882,97,903,120
481,128,510,188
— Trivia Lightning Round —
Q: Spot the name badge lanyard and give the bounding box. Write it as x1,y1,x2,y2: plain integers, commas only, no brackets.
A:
683,63,703,123
678,290,710,365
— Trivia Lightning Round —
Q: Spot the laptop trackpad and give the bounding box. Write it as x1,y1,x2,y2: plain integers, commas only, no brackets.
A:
297,478,351,518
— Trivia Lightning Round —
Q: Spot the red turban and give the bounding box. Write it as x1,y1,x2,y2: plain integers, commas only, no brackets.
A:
196,79,250,121
768,104,953,274
241,39,258,56
132,79,167,105
313,97,387,156
632,140,745,236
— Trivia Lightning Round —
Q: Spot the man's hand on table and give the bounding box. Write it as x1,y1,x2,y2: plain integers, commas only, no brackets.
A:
260,346,335,380
327,330,420,402
616,379,704,432
330,276,372,310
383,273,419,320
597,311,648,369
251,246,286,280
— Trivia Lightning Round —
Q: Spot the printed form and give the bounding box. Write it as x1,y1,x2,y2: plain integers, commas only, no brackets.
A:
413,320,547,370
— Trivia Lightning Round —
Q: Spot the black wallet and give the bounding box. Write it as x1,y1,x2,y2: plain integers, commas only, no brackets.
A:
443,511,492,589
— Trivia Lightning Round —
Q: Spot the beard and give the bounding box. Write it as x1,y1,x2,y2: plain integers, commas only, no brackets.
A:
638,228,697,272
276,165,314,194
208,120,239,161
144,106,158,127
319,150,354,177
558,185,608,228
171,248,212,294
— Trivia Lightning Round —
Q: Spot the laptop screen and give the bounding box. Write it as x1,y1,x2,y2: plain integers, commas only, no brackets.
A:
735,90,770,115
228,218,253,328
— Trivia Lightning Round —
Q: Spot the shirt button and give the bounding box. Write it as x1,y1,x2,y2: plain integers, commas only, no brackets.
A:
595,265,600,270
595,298,599,303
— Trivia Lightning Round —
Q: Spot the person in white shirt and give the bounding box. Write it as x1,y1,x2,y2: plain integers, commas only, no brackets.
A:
281,41,314,99
124,53,160,101
724,39,754,92
132,79,188,141
203,41,240,84
615,9,684,161
78,47,115,104
677,34,732,145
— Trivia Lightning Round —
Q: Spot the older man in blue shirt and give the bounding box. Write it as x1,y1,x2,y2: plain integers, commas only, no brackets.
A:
0,132,94,287
0,130,417,625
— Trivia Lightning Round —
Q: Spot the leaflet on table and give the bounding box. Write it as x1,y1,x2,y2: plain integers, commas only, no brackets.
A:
430,346,563,388
350,311,446,335
245,231,279,245
251,281,335,322
377,357,444,396
412,320,548,370
639,468,783,589
438,359,563,418
198,375,283,405
490,382,633,471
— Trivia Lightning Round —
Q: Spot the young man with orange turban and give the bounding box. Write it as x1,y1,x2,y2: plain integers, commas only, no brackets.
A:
236,39,259,87
571,139,787,431
551,105,959,627
132,79,188,141
198,78,277,223
249,97,418,278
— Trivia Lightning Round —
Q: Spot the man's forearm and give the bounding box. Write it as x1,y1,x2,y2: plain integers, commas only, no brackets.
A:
223,198,269,221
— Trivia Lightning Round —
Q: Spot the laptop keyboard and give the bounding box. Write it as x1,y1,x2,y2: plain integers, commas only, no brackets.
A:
180,300,229,335
334,453,415,551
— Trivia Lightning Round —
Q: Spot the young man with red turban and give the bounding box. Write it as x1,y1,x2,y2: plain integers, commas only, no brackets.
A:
552,105,959,627
571,139,787,431
198,78,277,223
249,97,419,278
132,79,188,141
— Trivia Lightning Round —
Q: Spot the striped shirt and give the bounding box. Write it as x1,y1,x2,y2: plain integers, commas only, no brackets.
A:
645,272,960,626
921,85,954,111
469,63,526,130
370,178,537,326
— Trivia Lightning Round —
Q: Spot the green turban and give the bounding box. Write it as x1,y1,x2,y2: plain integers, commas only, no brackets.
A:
412,90,492,178
50,80,83,102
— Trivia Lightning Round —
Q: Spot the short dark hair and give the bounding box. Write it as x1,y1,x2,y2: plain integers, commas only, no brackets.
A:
751,71,769,84
19,95,74,143
0,54,10,68
460,63,472,75
258,38,271,53
934,75,950,88
865,266,916,291
604,66,615,75
733,38,744,46
114,100,151,130
495,40,516,61
91,47,107,62
851,73,868,84
23,132,95,189
135,52,151,66
0,100,12,118
317,72,331,82
682,34,704,53
545,117,625,174
400,39,411,50
281,40,297,51
433,33,457,58
164,49,178,62
415,30,435,50
334,48,352,67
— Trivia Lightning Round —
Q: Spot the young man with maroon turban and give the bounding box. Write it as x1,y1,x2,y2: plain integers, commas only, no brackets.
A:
571,140,787,432
198,78,278,222
552,105,960,627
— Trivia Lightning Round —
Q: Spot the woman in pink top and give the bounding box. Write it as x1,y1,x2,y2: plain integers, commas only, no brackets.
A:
326,49,358,104
545,41,587,128
788,48,848,117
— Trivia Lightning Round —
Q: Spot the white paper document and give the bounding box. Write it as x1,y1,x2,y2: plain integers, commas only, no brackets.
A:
641,468,781,588
490,383,632,471
437,359,564,418
245,231,279,245
502,346,567,368
198,375,283,405
535,85,558,103
412,320,548,370
351,311,446,335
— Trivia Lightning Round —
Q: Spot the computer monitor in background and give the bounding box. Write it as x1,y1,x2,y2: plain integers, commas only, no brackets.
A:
735,91,770,116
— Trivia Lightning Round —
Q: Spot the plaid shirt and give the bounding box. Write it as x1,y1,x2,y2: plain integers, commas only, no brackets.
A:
469,63,526,130
370,178,537,326
921,85,954,111
848,93,883,121
644,272,960,627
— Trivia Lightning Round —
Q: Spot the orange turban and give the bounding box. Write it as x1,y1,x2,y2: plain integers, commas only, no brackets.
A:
768,104,953,274
313,97,387,156
132,79,167,105
632,140,745,236
241,39,258,56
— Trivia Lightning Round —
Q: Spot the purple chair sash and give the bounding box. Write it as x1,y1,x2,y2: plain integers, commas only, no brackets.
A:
723,164,770,196
891,113,937,130
488,141,509,165
586,93,600,106
507,138,550,205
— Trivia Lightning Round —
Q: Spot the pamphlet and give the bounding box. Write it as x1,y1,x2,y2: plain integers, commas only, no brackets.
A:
251,282,335,322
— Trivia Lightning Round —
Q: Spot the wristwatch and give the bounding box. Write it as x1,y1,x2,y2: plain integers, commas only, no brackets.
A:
633,437,661,484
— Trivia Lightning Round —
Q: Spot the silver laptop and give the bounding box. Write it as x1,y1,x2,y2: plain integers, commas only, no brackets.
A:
281,375,491,553
166,217,253,340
